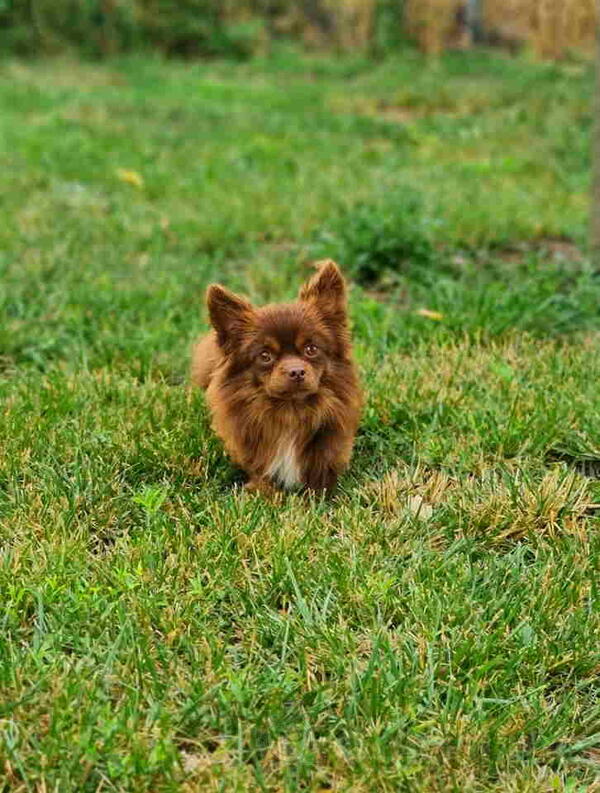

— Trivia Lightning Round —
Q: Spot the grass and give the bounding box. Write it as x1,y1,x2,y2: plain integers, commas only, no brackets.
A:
0,46,600,791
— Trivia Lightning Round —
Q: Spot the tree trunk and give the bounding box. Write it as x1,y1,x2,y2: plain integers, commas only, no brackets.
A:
99,0,117,56
465,0,482,42
302,0,335,36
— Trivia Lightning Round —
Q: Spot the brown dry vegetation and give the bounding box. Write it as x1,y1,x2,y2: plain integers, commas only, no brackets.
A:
406,0,597,57
3,0,597,58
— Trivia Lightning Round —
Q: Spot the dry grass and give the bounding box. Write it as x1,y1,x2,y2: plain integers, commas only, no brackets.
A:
405,0,597,58
300,0,376,51
405,0,465,56
483,0,597,58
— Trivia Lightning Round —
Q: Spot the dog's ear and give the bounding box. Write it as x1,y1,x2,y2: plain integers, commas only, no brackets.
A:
206,284,255,351
299,260,347,326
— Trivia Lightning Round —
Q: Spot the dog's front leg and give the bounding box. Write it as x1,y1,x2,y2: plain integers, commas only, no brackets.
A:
244,478,281,499
301,421,350,493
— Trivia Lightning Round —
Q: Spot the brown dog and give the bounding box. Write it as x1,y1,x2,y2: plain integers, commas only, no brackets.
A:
191,260,362,493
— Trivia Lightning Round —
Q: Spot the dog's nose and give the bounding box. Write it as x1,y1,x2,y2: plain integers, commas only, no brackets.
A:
288,367,305,381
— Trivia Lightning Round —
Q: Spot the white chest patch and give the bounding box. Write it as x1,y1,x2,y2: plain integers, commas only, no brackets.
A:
266,437,302,490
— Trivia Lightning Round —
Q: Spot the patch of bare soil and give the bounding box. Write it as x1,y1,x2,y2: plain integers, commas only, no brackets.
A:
493,237,584,264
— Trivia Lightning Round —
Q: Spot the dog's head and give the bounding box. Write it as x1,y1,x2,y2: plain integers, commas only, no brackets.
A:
206,260,349,401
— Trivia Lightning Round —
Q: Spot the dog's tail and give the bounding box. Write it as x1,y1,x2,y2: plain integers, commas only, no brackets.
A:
190,332,220,390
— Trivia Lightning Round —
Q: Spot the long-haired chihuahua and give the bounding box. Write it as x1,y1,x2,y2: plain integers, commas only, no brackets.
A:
192,260,362,493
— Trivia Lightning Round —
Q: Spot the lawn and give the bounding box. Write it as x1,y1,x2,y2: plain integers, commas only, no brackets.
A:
1,48,600,791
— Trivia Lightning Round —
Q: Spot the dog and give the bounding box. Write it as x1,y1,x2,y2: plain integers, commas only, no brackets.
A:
191,260,362,493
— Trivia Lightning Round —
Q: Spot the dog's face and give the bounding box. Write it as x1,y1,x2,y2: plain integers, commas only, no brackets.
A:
207,260,349,402
245,303,330,399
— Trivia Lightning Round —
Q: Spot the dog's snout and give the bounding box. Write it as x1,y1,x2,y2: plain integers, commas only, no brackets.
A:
288,366,305,381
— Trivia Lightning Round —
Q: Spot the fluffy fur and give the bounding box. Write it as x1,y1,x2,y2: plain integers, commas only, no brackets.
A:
191,260,362,493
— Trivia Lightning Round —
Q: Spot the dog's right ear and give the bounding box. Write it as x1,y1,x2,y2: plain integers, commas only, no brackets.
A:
206,284,255,351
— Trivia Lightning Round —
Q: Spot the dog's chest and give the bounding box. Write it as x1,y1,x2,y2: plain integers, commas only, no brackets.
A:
265,436,302,490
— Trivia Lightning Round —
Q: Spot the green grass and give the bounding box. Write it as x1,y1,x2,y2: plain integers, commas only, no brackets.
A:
1,48,600,792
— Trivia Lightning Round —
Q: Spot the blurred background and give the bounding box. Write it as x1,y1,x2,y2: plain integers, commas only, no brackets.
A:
1,0,596,60
1,0,596,377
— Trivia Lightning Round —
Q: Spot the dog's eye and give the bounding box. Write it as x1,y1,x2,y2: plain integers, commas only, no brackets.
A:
304,344,318,358
259,350,273,364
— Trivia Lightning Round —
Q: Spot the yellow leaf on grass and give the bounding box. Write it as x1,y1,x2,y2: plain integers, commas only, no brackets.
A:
416,308,444,321
116,168,144,188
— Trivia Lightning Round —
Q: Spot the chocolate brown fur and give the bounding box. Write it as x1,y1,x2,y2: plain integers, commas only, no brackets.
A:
191,260,362,493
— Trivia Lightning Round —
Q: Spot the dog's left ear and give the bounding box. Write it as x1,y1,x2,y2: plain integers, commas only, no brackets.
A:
299,260,347,326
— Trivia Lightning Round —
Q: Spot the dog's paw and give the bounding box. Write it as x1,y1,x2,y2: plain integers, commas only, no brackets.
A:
244,478,284,502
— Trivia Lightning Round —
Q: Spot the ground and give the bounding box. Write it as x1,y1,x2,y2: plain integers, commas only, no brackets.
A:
0,48,599,792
